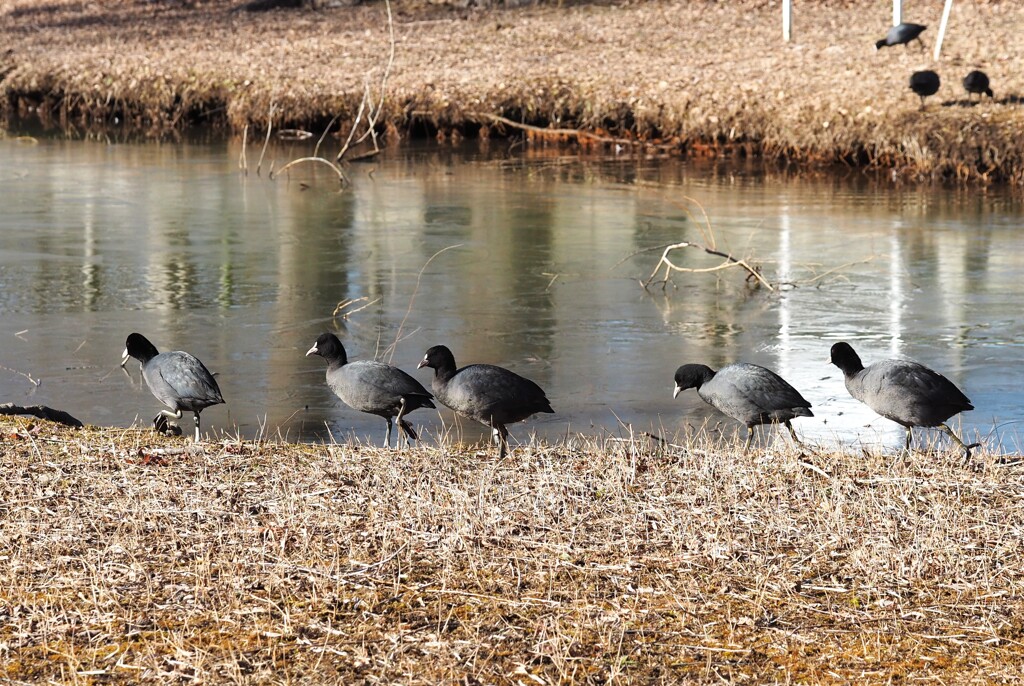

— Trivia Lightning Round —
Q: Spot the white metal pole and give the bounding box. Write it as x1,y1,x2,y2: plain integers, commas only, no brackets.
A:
893,0,902,25
783,0,792,42
934,0,954,60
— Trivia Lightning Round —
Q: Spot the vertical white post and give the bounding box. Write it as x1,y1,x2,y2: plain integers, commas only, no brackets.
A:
783,0,792,42
893,0,902,25
934,0,954,60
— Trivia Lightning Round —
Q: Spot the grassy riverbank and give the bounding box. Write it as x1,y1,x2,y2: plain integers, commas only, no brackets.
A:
2,0,1024,182
2,416,1023,683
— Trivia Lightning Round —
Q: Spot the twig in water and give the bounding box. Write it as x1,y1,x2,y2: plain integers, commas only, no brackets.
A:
0,364,41,388
239,124,248,173
383,244,464,364
256,103,276,177
314,115,340,159
333,296,380,319
270,157,349,187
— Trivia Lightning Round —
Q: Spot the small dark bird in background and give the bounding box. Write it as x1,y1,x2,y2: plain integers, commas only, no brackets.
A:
963,70,994,101
909,70,941,108
876,23,927,50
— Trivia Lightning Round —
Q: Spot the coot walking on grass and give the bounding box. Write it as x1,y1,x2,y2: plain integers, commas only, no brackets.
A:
963,70,993,101
306,333,434,448
673,363,813,450
909,70,941,108
829,342,979,456
876,23,927,50
417,345,554,458
121,333,224,442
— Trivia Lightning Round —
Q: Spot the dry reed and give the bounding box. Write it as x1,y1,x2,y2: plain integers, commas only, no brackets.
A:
2,416,1023,683
2,0,1024,183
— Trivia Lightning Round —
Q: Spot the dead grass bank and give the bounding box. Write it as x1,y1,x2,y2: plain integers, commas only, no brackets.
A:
1,0,1024,183
2,417,1023,683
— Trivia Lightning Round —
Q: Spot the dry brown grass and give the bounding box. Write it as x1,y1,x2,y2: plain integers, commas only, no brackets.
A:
2,416,1023,684
2,0,1024,182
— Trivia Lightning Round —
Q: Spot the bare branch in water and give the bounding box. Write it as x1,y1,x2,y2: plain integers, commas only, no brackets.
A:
270,157,349,187
642,241,774,292
256,102,276,177
333,297,381,319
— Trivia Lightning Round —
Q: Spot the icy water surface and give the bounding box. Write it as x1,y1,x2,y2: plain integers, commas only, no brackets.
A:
1,135,1022,452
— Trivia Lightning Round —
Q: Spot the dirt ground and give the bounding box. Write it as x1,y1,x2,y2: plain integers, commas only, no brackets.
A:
2,416,1024,683
2,0,1024,182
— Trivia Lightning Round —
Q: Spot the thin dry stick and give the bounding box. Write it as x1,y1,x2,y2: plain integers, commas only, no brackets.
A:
337,0,395,161
239,124,248,173
337,93,368,161
0,364,40,387
256,103,276,177
383,244,464,364
802,257,878,286
314,114,340,159
364,0,395,151
270,156,349,186
676,195,716,248
333,296,380,319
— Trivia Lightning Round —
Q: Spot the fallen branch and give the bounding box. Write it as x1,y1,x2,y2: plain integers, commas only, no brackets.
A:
642,241,774,291
0,403,84,428
469,112,639,148
270,156,349,187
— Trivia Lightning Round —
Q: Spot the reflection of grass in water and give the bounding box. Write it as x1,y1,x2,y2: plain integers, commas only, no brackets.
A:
3,416,1022,683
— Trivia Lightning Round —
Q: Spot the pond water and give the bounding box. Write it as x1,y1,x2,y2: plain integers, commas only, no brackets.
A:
2,134,1023,454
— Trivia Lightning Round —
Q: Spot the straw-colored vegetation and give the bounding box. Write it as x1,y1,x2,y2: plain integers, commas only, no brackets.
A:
2,0,1024,182
2,416,1023,683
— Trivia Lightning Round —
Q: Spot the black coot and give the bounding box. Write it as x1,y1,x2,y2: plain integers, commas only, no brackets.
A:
417,345,554,458
876,23,927,50
121,333,224,442
963,70,993,101
909,70,941,108
306,333,434,448
673,363,813,450
829,342,979,456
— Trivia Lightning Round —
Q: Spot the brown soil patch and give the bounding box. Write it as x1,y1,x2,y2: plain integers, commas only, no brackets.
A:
2,0,1024,182
2,416,1024,683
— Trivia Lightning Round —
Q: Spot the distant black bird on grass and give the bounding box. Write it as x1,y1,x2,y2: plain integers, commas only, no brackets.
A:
672,363,813,451
876,23,927,50
963,70,993,101
418,345,553,458
909,70,940,108
829,342,979,457
121,333,224,442
306,333,434,448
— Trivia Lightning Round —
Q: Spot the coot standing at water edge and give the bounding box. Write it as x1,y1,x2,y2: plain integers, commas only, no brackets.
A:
306,333,434,448
829,341,979,457
121,332,224,442
673,363,813,450
418,345,554,458
909,70,940,108
963,70,994,101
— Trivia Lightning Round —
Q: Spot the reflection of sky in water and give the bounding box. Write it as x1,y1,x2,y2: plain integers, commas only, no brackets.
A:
0,137,1022,454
